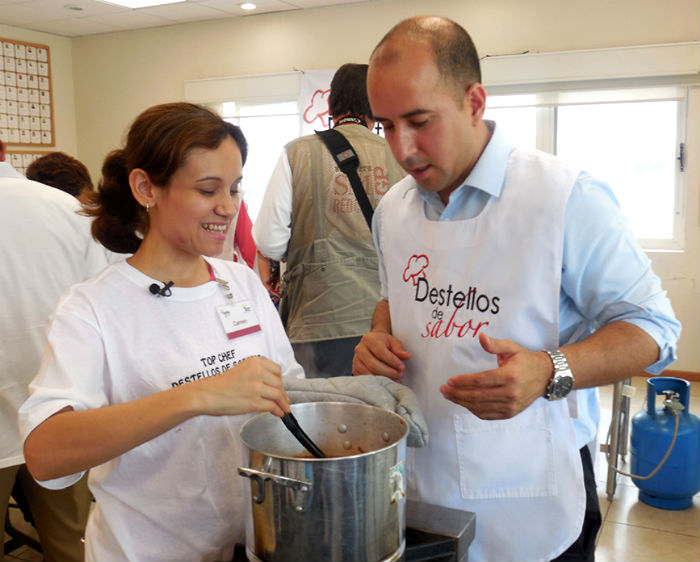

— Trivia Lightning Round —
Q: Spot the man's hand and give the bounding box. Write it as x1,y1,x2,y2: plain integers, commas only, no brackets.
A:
440,332,552,419
352,331,411,382
352,300,411,382
256,253,280,294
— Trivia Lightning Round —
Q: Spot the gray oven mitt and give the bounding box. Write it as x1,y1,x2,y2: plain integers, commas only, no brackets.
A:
283,375,428,447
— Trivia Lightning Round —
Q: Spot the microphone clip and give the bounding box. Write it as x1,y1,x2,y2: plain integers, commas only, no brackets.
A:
149,280,174,297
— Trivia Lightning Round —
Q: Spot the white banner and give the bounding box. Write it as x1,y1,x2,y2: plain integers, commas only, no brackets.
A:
298,69,336,136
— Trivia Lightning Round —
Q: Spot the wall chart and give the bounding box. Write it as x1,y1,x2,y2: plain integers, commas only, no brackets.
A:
0,37,54,147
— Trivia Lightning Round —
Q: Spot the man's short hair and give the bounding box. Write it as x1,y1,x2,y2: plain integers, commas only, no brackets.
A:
329,63,372,120
26,152,93,198
372,16,482,96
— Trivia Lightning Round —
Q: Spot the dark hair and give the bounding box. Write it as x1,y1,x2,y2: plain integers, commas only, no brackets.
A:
25,152,93,198
329,63,372,119
371,16,481,96
85,102,248,254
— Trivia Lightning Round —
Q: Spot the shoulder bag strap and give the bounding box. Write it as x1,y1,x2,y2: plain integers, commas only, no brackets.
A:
315,128,374,230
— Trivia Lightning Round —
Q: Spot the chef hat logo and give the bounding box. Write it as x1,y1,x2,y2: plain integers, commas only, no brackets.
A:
403,254,429,286
303,89,331,128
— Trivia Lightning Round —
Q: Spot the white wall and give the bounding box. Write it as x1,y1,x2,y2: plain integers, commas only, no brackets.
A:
2,0,699,371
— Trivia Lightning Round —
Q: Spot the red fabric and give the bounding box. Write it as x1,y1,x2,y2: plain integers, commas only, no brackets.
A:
234,201,257,269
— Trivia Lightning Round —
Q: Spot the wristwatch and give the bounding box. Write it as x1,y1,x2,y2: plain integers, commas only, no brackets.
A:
544,349,574,400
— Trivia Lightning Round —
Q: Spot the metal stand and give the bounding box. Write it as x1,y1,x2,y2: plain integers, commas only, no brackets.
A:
603,378,632,501
3,503,42,556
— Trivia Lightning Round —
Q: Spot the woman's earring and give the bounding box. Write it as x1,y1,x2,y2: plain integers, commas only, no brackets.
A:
146,203,150,213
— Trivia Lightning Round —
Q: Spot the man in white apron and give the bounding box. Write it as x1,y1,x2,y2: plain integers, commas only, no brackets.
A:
353,16,681,562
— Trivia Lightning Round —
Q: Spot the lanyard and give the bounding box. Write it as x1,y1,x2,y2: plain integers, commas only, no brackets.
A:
206,261,233,302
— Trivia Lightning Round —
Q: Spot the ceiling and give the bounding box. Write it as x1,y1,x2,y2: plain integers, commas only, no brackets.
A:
0,0,372,37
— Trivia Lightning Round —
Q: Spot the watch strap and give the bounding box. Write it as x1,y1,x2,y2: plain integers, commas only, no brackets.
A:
546,349,569,373
544,349,574,400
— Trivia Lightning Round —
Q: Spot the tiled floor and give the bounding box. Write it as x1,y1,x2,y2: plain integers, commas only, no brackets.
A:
3,376,699,562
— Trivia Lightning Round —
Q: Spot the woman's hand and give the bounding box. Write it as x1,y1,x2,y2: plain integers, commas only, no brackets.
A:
188,356,291,417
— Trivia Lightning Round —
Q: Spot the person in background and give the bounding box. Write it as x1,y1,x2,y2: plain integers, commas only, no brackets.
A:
18,103,303,562
352,16,681,562
216,199,282,307
215,199,281,305
26,150,122,265
254,63,405,378
214,199,257,269
26,151,94,205
0,140,108,561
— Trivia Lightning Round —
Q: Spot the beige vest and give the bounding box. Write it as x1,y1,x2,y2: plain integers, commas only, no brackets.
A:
282,124,405,342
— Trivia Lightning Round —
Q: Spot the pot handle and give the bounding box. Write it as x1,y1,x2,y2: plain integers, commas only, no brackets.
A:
238,467,313,509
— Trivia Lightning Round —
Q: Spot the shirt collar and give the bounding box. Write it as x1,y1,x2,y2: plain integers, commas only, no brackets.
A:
462,120,514,198
415,119,514,204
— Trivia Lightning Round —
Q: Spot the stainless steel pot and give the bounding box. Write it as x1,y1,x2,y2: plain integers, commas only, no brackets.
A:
239,401,408,562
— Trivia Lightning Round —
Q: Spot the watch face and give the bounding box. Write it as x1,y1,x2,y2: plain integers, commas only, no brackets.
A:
553,376,574,399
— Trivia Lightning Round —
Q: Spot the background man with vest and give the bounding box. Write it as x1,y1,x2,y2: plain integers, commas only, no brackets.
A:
253,63,405,378
0,140,108,560
352,16,681,562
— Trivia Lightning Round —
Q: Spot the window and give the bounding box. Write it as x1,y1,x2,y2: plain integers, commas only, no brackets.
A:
484,89,687,250
556,101,680,244
482,106,537,151
217,100,300,221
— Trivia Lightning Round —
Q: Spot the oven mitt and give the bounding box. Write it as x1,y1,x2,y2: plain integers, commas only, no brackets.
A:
283,375,429,447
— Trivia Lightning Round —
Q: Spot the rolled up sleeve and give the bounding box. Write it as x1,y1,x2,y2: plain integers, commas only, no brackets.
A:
560,173,681,373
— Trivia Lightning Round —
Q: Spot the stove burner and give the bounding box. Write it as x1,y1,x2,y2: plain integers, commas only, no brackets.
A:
404,500,475,562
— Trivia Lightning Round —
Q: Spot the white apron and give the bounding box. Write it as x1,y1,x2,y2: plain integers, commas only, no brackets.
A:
380,149,586,562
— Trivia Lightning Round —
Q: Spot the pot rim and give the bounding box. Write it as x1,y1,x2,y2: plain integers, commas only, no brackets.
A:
240,401,409,461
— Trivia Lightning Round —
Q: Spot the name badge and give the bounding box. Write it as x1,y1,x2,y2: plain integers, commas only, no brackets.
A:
217,300,262,340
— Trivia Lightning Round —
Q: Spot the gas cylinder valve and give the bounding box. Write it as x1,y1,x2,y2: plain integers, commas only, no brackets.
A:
661,390,685,414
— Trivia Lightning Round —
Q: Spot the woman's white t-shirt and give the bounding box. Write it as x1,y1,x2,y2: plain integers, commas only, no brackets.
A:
19,258,303,562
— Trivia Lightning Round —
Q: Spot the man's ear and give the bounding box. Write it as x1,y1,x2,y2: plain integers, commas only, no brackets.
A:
0,140,6,162
129,168,155,209
465,83,487,126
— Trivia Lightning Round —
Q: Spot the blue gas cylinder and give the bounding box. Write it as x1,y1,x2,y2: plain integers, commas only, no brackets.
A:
630,377,700,509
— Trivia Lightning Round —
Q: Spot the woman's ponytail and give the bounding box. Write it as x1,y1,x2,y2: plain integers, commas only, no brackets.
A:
83,149,146,254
